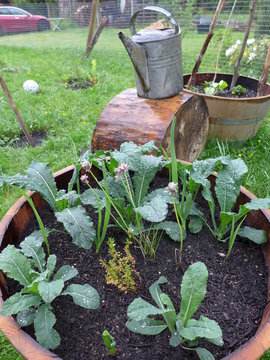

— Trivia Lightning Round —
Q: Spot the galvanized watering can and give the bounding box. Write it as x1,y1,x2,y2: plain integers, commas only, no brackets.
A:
119,6,183,99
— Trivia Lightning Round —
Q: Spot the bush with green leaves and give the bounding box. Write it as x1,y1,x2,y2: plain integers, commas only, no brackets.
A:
189,156,270,256
126,262,223,359
0,161,95,250
0,230,100,350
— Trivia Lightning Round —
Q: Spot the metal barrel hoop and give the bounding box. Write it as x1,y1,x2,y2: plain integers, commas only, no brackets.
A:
130,6,180,36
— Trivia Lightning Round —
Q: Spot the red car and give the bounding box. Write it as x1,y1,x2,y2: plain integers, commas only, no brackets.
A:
0,6,50,35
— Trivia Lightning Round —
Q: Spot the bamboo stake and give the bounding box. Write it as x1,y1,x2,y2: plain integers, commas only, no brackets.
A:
186,0,226,89
257,43,270,96
0,76,33,146
85,16,108,57
86,0,100,51
230,0,258,90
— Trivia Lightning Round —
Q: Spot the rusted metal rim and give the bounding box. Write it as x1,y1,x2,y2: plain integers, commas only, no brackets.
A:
0,164,270,360
183,73,270,101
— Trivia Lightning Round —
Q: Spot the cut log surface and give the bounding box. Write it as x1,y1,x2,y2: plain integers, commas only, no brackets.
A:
91,88,209,162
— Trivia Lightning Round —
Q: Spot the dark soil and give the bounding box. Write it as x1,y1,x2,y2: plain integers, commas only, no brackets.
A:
7,176,268,360
0,131,46,147
64,77,95,90
195,84,257,98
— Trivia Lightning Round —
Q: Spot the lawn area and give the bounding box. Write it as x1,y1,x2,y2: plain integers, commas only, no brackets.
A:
0,27,269,358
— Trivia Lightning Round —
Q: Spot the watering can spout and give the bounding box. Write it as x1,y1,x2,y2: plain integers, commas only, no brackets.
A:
118,32,150,92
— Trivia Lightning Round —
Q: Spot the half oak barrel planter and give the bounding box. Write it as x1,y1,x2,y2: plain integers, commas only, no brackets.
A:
183,73,270,142
0,165,270,360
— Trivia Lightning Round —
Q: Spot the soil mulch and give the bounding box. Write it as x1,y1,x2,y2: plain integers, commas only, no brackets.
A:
6,176,268,360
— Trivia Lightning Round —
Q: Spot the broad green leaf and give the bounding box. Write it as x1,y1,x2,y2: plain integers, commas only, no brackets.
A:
196,347,215,360
16,308,36,327
0,293,41,316
238,226,267,244
20,230,46,272
144,188,178,205
139,140,158,153
133,155,164,206
180,316,223,342
0,245,33,286
169,332,180,347
149,276,168,308
127,297,167,321
47,255,57,279
137,197,168,223
56,190,81,210
126,318,167,335
26,161,58,212
34,304,60,349
180,262,208,325
0,173,28,188
62,284,100,309
38,279,64,303
160,293,177,334
54,265,78,282
191,158,219,186
56,206,96,249
244,198,270,211
188,216,203,234
103,175,126,199
155,221,186,242
215,158,248,212
81,188,107,210
111,142,143,171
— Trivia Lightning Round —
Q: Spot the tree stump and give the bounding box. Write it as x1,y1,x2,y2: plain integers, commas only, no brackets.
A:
91,88,209,162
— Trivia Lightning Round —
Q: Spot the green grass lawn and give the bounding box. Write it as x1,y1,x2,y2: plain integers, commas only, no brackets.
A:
0,27,269,358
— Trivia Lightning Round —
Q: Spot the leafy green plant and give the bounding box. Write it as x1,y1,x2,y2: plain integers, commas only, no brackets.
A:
0,231,100,350
102,330,117,356
203,80,228,96
231,85,248,96
0,161,95,250
100,237,139,292
190,156,269,255
126,262,223,359
80,141,182,257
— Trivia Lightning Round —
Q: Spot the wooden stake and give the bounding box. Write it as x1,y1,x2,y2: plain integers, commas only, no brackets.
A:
86,0,100,51
0,76,34,146
186,0,226,89
85,16,108,57
257,43,270,96
230,0,258,90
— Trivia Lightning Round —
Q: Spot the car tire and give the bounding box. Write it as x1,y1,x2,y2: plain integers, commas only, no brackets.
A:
38,20,49,31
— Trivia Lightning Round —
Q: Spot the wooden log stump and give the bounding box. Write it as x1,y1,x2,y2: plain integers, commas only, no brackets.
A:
91,88,209,162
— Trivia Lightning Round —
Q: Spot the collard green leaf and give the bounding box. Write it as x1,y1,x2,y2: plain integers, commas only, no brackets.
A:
155,221,186,242
133,155,165,206
179,316,223,342
126,318,167,335
56,190,81,210
144,188,178,205
188,216,203,234
55,206,96,249
169,332,180,347
238,226,267,244
103,175,126,199
26,161,58,212
215,158,248,212
0,293,41,316
190,158,219,187
0,173,28,189
81,188,106,210
195,348,215,360
180,262,208,325
137,197,168,223
54,265,78,283
62,284,100,309
20,230,46,272
139,140,158,153
111,142,143,171
16,308,36,327
149,276,168,308
127,297,167,321
34,304,60,349
244,198,270,211
0,245,33,287
38,279,64,303
47,255,57,279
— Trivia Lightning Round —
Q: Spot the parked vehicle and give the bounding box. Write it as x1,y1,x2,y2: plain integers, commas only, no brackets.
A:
0,6,50,35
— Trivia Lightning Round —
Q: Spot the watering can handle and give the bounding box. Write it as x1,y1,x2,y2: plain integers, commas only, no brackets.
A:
130,6,180,36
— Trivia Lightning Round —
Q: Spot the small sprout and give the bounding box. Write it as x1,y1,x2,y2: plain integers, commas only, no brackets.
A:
231,85,248,96
81,160,92,172
114,163,129,181
165,182,178,196
102,330,116,356
80,174,89,185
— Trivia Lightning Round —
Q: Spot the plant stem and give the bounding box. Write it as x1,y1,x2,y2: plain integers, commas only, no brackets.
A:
173,195,183,269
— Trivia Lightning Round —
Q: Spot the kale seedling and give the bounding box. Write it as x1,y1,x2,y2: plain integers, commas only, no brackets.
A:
102,330,117,356
126,262,223,359
0,231,100,350
203,80,228,95
231,85,248,96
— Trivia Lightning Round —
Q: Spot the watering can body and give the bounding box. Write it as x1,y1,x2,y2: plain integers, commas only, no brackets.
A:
119,6,183,99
